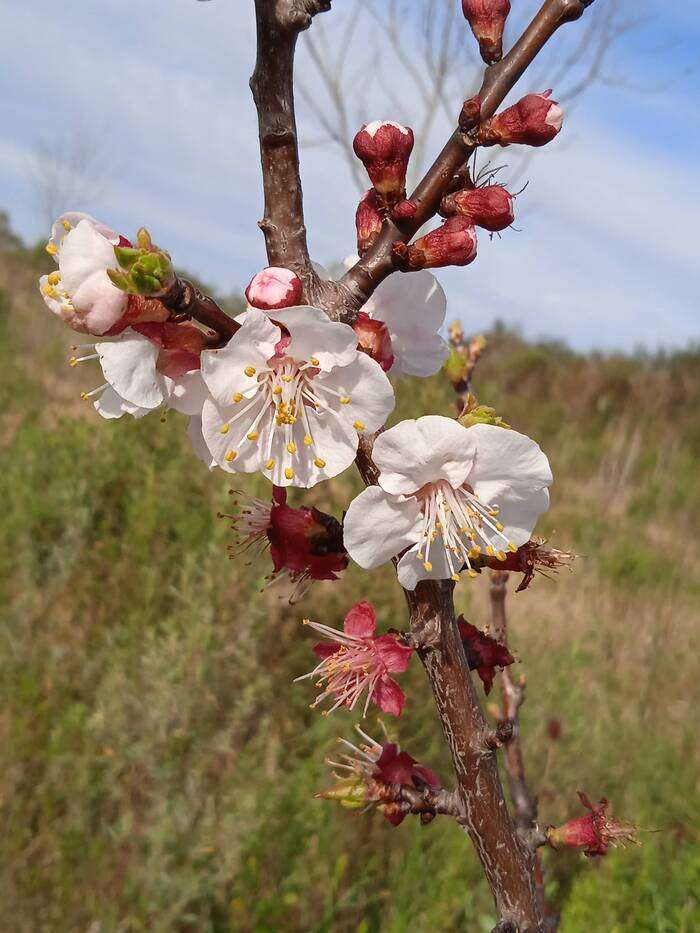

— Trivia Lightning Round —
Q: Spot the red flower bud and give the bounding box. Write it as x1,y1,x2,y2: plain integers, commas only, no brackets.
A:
457,616,514,694
459,94,483,132
547,792,638,858
462,0,511,64
397,217,477,271
478,90,563,148
353,311,395,372
355,188,384,256
441,185,515,232
392,198,418,221
245,266,303,311
353,121,414,205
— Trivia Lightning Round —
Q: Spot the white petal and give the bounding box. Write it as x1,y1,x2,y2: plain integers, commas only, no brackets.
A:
396,543,453,591
391,332,449,378
58,220,127,333
374,416,476,495
344,486,422,569
187,416,216,469
365,269,446,333
95,331,167,409
200,394,268,474
49,213,119,255
166,370,209,416
93,385,150,420
312,352,394,433
271,305,358,371
200,308,279,406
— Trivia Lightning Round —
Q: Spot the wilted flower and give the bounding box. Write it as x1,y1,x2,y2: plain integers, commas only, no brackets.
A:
547,792,638,857
353,121,414,205
441,185,515,232
355,188,384,255
198,307,394,488
245,266,303,311
296,601,413,716
462,0,511,64
343,415,552,591
392,217,477,271
477,90,564,147
457,617,514,694
71,321,209,420
476,537,575,591
317,726,441,825
220,486,348,595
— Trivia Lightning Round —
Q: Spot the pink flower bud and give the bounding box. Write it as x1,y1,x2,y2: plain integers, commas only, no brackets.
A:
353,311,395,372
245,266,303,311
355,188,384,256
396,217,477,271
547,792,638,858
441,185,515,232
478,90,563,147
353,121,414,205
462,0,511,64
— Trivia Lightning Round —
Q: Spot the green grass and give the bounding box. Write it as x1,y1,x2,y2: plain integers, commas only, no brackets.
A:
0,232,699,931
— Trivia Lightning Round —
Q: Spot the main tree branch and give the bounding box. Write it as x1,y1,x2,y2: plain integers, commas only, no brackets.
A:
340,0,597,310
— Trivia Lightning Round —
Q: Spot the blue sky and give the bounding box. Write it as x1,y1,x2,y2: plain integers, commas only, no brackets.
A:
1,1,698,351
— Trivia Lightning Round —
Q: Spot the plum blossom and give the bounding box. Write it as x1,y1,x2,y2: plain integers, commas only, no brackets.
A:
70,321,209,420
547,793,638,858
317,726,441,825
198,306,394,488
220,485,348,597
40,212,169,335
343,257,449,378
296,601,413,716
343,416,552,591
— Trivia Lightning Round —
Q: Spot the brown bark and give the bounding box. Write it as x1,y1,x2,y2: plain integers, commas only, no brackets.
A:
160,276,239,340
248,0,598,928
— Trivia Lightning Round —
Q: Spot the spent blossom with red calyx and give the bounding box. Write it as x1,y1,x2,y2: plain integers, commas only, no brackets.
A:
462,0,511,65
441,185,515,233
295,601,413,716
475,537,576,592
317,726,441,826
457,617,515,694
353,121,414,207
476,90,564,148
219,485,347,598
547,792,639,858
355,188,384,256
245,266,303,311
392,216,477,272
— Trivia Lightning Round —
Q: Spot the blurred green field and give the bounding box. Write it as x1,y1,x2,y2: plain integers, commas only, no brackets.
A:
1,219,699,932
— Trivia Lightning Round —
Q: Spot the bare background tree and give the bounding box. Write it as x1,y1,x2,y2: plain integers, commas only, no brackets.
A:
298,0,637,191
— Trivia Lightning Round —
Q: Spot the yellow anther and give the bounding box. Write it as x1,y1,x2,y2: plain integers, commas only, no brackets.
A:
309,356,320,366
353,420,365,431
468,546,482,560
340,396,351,405
285,467,294,480
507,542,518,553
467,569,478,579
496,550,507,562
69,357,77,367
80,392,88,400
45,242,58,256
281,374,293,383
220,423,230,435
232,392,243,403
273,386,282,395
225,450,237,462
62,219,72,231
303,435,313,446
423,561,433,572
265,458,275,470
495,521,504,532
314,458,326,469
486,545,495,556
244,366,256,377
247,431,259,441
451,573,461,582
42,285,57,298
286,442,297,454
47,271,61,286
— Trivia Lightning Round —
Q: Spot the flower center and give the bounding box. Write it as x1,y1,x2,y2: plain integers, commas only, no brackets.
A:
414,479,517,581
